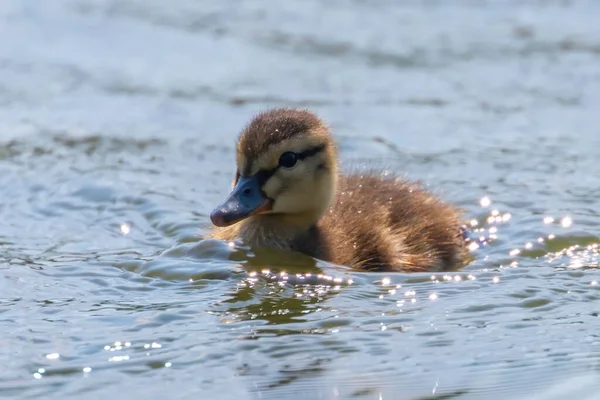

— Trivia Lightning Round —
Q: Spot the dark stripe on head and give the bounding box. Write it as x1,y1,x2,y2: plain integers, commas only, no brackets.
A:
297,144,325,161
243,145,327,191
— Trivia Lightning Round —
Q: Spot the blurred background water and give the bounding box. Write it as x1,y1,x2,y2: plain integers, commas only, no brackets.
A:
1,0,600,399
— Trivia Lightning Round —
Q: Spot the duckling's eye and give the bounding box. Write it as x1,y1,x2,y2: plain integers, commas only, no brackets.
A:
278,152,298,168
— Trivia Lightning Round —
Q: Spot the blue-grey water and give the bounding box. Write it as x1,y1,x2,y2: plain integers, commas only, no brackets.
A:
1,1,600,399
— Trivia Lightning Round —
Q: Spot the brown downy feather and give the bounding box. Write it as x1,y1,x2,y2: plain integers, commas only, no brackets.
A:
209,108,468,272
313,175,466,272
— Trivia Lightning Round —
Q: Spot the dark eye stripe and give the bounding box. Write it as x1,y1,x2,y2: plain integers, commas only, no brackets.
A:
297,144,325,160
246,144,326,186
255,168,277,186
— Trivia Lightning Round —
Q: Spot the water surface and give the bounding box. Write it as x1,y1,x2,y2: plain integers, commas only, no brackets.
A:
1,1,600,399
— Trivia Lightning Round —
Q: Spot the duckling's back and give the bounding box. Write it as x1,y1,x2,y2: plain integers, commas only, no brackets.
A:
314,174,467,272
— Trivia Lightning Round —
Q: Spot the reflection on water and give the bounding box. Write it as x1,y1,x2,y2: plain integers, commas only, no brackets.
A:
1,0,600,399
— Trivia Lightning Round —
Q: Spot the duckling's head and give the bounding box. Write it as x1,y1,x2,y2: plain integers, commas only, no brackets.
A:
210,108,338,229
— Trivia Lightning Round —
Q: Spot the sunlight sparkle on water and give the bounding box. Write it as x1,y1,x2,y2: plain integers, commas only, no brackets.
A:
109,355,129,362
83,367,92,373
46,353,60,360
543,216,554,224
492,277,500,283
120,224,130,235
561,216,573,228
429,293,438,300
480,196,491,207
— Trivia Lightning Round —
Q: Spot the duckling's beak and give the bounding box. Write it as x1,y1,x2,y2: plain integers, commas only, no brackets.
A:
210,176,273,227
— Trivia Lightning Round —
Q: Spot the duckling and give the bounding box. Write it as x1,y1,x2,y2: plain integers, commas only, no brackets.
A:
208,108,468,272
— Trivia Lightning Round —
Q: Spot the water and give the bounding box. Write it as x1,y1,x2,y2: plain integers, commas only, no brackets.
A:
1,0,600,399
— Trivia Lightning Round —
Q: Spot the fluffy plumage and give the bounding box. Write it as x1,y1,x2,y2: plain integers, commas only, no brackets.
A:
208,108,468,272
